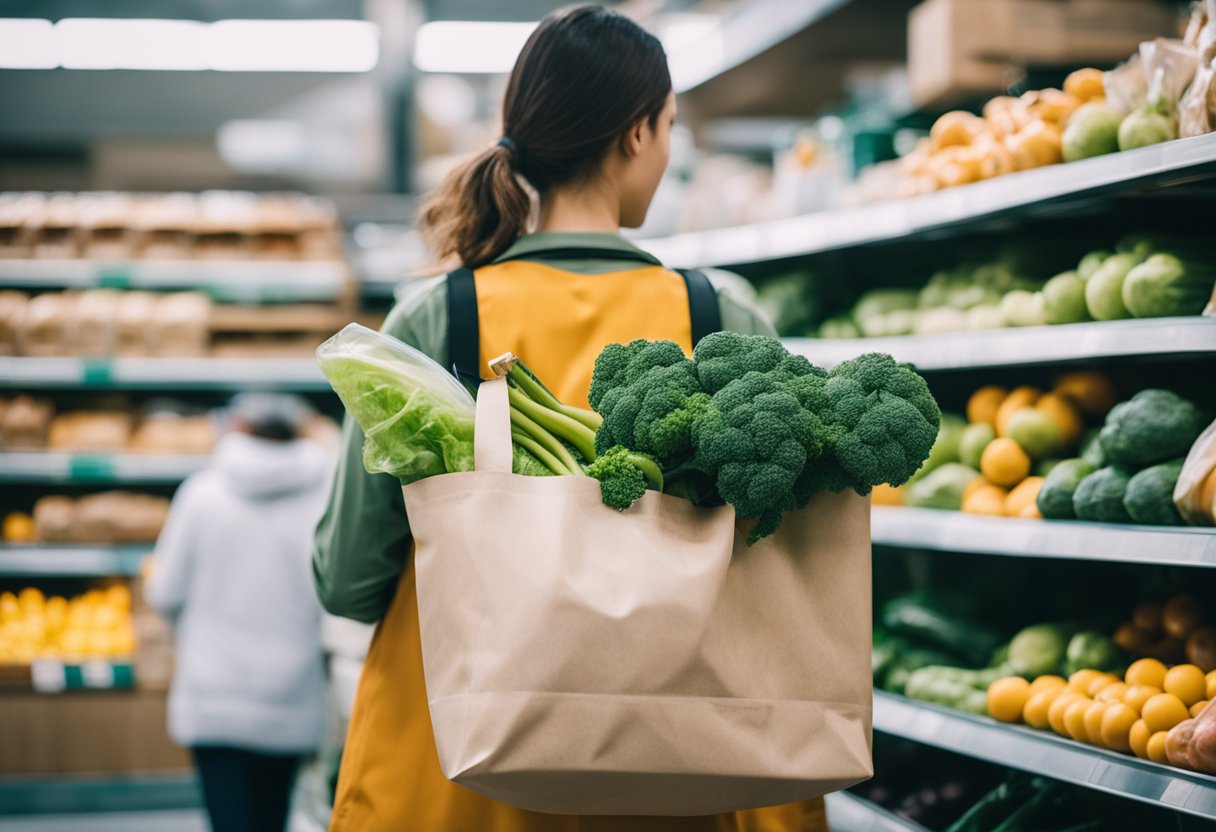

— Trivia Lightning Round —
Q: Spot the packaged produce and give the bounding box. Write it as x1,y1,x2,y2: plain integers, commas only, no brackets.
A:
1123,460,1185,525
1036,459,1095,519
1099,389,1205,467
1179,0,1216,138
1072,465,1134,522
1116,39,1200,151
1122,252,1216,319
1061,101,1125,162
1174,419,1216,525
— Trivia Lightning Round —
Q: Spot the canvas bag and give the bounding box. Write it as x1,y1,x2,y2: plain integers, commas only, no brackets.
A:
402,374,874,817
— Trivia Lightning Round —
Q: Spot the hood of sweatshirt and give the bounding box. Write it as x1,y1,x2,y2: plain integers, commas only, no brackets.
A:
212,432,332,500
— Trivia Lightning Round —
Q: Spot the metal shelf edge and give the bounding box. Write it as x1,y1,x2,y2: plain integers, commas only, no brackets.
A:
0,356,329,389
824,791,931,832
0,545,152,577
0,452,210,484
874,692,1216,820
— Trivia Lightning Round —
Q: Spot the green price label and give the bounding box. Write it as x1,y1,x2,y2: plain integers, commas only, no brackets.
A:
70,455,115,482
97,268,132,289
82,359,113,386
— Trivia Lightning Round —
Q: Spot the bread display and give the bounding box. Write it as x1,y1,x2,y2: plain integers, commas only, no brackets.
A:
149,292,212,357
19,292,76,356
0,291,28,354
65,289,122,357
33,492,169,544
47,411,134,452
129,412,215,455
0,395,54,448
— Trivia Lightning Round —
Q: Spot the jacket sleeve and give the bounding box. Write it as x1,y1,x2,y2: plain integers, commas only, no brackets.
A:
144,476,202,617
312,279,448,624
712,277,780,338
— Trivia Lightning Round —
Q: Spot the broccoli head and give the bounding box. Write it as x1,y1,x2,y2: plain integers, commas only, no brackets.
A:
588,339,686,410
587,446,664,511
693,331,819,393
817,353,942,494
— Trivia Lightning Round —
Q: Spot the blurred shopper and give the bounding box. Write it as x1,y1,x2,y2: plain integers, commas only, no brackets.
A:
314,6,825,831
147,393,332,832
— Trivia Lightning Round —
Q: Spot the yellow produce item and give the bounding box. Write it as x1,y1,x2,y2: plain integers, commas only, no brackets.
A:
1004,476,1045,518
18,588,45,613
1147,731,1170,763
1206,670,1216,700
1087,673,1119,698
1083,700,1109,744
1191,700,1210,718
1023,690,1058,729
0,592,18,623
1097,682,1130,704
995,387,1043,435
1130,719,1152,758
1165,664,1208,707
1034,393,1083,445
962,476,992,501
1052,372,1117,420
3,512,37,543
931,111,985,148
1143,693,1190,733
1064,68,1106,102
1030,675,1068,694
967,386,1008,427
971,133,1018,180
961,482,1008,516
1124,684,1162,713
1006,121,1063,170
1049,693,1082,735
1031,89,1082,127
987,676,1032,722
980,438,1032,488
982,96,1022,136
871,484,904,506
1126,658,1168,690
1065,698,1094,741
1101,703,1138,751
1068,669,1104,694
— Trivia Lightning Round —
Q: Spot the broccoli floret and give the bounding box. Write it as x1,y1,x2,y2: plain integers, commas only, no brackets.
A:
588,339,686,410
587,446,664,511
693,331,818,393
1099,389,1205,467
817,353,942,494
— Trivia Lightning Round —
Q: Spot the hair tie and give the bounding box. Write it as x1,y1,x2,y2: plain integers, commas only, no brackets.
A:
496,137,516,154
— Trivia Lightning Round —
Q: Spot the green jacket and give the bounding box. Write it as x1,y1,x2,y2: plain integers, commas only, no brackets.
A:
312,232,776,623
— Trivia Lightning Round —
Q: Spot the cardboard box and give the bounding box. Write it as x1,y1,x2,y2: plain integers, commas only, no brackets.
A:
909,0,1181,106
0,689,188,775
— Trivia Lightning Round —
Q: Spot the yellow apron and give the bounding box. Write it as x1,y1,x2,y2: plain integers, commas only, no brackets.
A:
329,261,829,832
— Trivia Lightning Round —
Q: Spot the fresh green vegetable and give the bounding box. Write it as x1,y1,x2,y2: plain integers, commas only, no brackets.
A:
1077,251,1112,280
854,288,919,336
1042,271,1091,324
1005,408,1066,459
904,665,1000,714
880,643,965,693
754,271,818,336
1079,429,1106,468
959,422,997,469
882,597,1003,666
1122,253,1216,319
1034,458,1064,477
1000,290,1048,327
1085,252,1145,321
946,776,1040,832
1007,623,1071,677
904,463,980,510
1117,107,1175,151
1099,389,1205,466
1037,458,1095,519
1124,459,1185,525
586,446,663,510
914,414,967,479
964,303,1006,330
1061,101,1124,161
1073,465,1135,523
1065,631,1121,675
818,316,860,339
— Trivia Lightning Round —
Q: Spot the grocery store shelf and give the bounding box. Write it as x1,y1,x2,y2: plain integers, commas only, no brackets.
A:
784,317,1216,371
0,773,198,815
872,507,1216,567
644,134,1216,268
0,452,208,484
824,791,930,832
0,259,348,303
0,545,150,577
0,356,328,390
874,691,1216,820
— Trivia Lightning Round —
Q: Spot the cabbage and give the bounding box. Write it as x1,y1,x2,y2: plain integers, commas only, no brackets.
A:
1123,253,1216,318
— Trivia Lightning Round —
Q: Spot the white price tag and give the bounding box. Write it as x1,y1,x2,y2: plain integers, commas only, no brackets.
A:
81,661,115,689
30,659,66,693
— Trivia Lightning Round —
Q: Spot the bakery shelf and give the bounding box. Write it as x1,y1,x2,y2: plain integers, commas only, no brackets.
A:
872,507,1216,567
643,134,1216,269
0,356,328,390
783,317,1216,371
0,544,150,577
0,452,209,484
824,791,930,832
0,259,348,303
874,691,1216,820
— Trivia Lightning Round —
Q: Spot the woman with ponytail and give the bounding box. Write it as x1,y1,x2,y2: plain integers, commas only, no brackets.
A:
313,6,826,831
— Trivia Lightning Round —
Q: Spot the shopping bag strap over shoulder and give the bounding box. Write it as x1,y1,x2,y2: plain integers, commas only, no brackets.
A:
445,255,721,383
472,377,513,473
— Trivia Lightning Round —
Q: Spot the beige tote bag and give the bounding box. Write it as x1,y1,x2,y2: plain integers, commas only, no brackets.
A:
403,377,873,816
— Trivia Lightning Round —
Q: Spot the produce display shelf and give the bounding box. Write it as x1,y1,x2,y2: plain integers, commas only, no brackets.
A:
0,259,348,303
874,691,1216,820
644,133,1216,268
0,544,150,577
783,317,1216,371
824,791,930,832
0,356,328,390
872,507,1216,567
0,773,198,816
0,452,209,484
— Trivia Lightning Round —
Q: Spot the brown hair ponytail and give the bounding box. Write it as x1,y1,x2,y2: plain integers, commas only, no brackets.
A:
418,5,672,268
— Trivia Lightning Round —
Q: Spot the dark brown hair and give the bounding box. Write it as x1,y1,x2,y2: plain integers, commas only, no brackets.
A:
418,5,672,268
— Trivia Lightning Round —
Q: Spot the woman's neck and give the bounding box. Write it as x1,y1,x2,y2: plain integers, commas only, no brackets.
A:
535,180,620,234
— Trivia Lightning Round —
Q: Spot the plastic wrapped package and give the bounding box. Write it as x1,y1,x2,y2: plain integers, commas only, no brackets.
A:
0,291,28,354
1175,419,1216,525
1180,0,1216,138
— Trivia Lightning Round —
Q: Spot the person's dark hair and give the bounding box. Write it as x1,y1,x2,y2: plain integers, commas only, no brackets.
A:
419,5,672,268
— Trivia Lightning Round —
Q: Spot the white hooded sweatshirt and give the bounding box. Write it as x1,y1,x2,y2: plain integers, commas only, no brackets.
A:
145,432,332,753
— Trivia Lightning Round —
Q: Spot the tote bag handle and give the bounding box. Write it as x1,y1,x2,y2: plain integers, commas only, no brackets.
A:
473,378,514,473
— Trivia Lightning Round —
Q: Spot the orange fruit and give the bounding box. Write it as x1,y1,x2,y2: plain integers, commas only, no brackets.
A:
1164,664,1207,707
981,438,1032,488
1142,693,1190,733
1191,700,1210,718
1083,700,1109,744
1123,684,1161,714
1064,68,1105,102
1147,731,1170,763
1034,393,1084,445
1130,719,1152,758
1100,703,1138,751
1030,675,1067,694
1049,693,1081,735
1024,689,1058,729
1065,698,1094,741
1005,476,1045,518
995,387,1043,435
962,482,1009,516
988,677,1032,722
1125,658,1168,690
1052,371,1116,419
967,385,1008,427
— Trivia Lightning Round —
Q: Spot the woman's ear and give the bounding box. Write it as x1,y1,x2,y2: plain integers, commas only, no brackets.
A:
621,118,647,158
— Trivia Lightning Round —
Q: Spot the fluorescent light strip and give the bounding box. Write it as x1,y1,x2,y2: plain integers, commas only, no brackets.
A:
413,21,537,74
0,18,379,72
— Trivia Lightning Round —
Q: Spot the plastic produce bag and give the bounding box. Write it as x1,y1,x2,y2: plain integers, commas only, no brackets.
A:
1174,418,1216,525
316,323,476,484
1180,0,1216,138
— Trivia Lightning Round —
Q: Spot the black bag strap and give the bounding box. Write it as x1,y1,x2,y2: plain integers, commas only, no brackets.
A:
496,246,659,265
445,264,721,384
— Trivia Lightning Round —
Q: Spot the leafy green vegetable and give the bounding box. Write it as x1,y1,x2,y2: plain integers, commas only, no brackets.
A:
1124,459,1185,525
1065,630,1121,675
1007,624,1071,677
1099,389,1205,467
1037,458,1095,519
1122,253,1216,319
1073,466,1135,523
904,463,979,510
